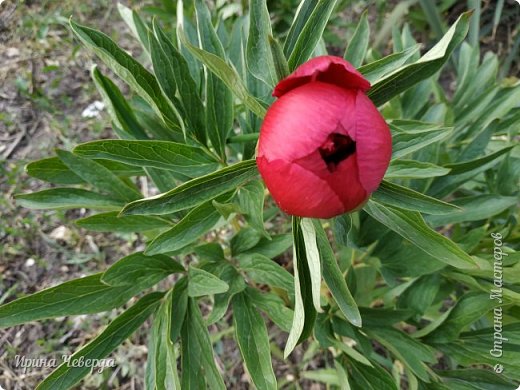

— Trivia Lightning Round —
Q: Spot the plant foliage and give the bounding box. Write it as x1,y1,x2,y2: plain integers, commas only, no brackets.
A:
5,1,519,388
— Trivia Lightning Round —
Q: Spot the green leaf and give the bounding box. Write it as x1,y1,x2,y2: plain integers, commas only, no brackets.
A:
269,35,289,82
313,220,361,327
364,200,477,269
170,277,188,342
69,20,178,128
287,0,338,70
301,369,340,386
233,292,277,390
56,149,141,201
194,0,233,159
146,291,181,390
385,159,450,179
181,298,226,390
91,65,149,140
428,146,516,197
0,273,156,328
188,266,229,297
205,263,246,325
437,369,516,390
242,233,292,258
368,12,471,106
365,327,436,382
74,140,219,178
391,123,452,159
76,212,171,233
397,273,440,314
237,253,294,293
427,195,518,226
425,293,498,343
145,197,223,255
246,287,293,332
283,0,318,57
37,292,163,390
247,0,276,87
26,157,84,185
372,180,460,215
26,157,144,185
238,180,268,236
101,252,184,286
358,45,419,84
284,217,317,358
330,338,372,367
418,0,446,39
436,325,520,380
300,218,323,312
333,213,360,249
15,188,124,210
231,228,262,256
121,160,258,216
344,10,369,68
178,26,266,119
359,307,414,327
151,20,207,144
117,3,151,53
347,359,398,390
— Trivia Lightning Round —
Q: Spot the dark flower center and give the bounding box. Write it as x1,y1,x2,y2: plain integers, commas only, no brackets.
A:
319,133,356,172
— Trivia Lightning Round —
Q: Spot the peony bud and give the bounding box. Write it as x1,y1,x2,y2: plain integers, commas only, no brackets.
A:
257,56,392,218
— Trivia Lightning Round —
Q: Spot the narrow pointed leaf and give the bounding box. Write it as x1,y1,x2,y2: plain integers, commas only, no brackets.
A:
188,267,229,297
151,20,207,143
74,140,219,178
145,198,223,255
15,188,124,210
287,0,338,70
313,220,361,327
75,212,172,233
385,160,450,179
364,200,477,269
233,292,277,390
247,0,276,86
91,66,149,140
56,149,141,201
121,160,258,216
36,292,163,390
344,10,369,67
368,12,471,106
300,218,323,312
372,180,460,215
101,252,184,286
358,45,419,84
284,217,317,358
178,28,266,118
70,20,178,127
181,298,226,389
0,273,157,328
146,291,181,390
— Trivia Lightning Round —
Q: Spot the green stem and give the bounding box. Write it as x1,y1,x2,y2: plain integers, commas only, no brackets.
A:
227,133,260,144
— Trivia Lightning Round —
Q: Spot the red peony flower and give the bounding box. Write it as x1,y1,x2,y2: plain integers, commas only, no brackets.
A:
256,56,392,218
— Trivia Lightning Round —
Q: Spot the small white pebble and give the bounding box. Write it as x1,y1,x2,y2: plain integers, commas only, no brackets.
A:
81,100,105,118
6,47,20,58
49,226,72,242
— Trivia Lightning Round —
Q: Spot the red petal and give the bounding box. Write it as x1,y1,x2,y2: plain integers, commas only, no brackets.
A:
326,153,369,211
257,156,345,218
273,56,370,98
294,150,368,212
353,91,392,193
258,82,356,162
